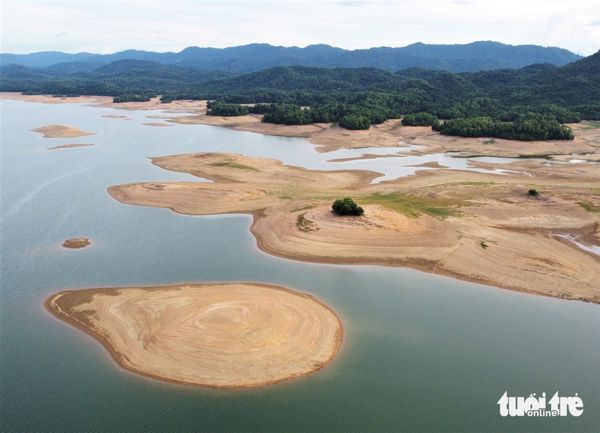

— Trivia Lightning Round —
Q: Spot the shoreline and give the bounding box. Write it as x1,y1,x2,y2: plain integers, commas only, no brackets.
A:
3,92,598,157
249,215,596,304
45,283,344,389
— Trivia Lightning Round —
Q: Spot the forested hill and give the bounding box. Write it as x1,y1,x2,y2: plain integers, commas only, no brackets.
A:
1,50,598,140
1,41,581,73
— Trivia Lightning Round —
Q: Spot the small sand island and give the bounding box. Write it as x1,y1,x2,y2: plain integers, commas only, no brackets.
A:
46,283,342,388
32,124,95,138
62,237,91,249
47,143,94,150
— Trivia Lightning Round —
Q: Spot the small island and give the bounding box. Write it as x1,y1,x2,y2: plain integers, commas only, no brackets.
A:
62,237,91,249
32,124,95,138
45,283,343,388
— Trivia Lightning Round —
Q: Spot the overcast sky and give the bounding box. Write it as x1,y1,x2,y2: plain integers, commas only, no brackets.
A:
1,0,599,55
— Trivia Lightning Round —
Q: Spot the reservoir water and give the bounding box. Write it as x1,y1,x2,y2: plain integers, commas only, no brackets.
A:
1,100,598,432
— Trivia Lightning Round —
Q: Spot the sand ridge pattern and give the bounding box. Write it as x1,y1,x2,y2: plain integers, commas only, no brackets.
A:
46,283,343,388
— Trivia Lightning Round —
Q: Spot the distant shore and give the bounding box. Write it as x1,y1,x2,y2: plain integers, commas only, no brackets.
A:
3,92,596,157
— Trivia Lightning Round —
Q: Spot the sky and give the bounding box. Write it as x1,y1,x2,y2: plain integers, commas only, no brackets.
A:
1,0,599,55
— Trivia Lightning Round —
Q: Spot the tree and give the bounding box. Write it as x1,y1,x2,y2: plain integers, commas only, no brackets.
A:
332,197,365,216
207,102,249,116
339,114,370,130
434,114,573,140
401,112,440,127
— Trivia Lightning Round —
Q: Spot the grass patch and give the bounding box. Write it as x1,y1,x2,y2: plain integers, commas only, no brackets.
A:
578,201,600,212
482,139,496,145
290,203,318,212
362,192,462,218
296,213,318,232
210,161,259,171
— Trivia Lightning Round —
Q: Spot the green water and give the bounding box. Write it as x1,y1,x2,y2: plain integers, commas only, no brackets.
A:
1,100,598,432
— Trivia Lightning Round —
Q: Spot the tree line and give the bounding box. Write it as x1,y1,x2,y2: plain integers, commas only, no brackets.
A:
2,51,598,139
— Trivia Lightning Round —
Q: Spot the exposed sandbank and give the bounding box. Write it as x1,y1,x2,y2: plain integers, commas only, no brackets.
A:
108,152,600,303
168,111,599,157
5,93,599,302
1,93,204,116
32,124,95,139
1,92,112,105
46,283,343,388
62,238,91,249
47,143,94,150
6,93,598,159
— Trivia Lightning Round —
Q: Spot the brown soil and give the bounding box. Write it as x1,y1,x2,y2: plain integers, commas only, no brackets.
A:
47,143,94,150
46,283,343,388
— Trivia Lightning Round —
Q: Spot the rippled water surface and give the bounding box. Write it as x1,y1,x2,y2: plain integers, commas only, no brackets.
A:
1,100,598,433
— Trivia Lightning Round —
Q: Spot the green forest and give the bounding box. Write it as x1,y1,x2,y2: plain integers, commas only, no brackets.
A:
1,50,598,140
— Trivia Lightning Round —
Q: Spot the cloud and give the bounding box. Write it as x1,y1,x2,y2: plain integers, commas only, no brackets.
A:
1,0,598,55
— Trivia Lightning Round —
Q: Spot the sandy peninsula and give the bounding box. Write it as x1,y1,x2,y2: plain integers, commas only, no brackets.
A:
32,124,95,138
0,93,204,113
47,143,94,150
168,110,600,157
62,237,91,249
108,152,600,303
0,92,112,105
46,283,343,388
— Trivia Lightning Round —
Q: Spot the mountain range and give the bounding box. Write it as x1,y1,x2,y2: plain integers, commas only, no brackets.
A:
0,41,582,73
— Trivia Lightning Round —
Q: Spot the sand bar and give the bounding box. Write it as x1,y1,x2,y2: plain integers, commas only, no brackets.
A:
62,237,91,249
6,93,599,158
47,143,94,150
46,283,343,388
32,124,95,138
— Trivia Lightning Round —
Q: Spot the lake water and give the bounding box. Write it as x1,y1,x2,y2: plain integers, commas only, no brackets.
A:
1,99,598,433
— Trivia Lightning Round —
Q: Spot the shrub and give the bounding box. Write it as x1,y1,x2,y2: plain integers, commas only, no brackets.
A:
401,112,440,127
262,104,312,125
528,189,539,197
332,197,364,216
339,114,370,130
